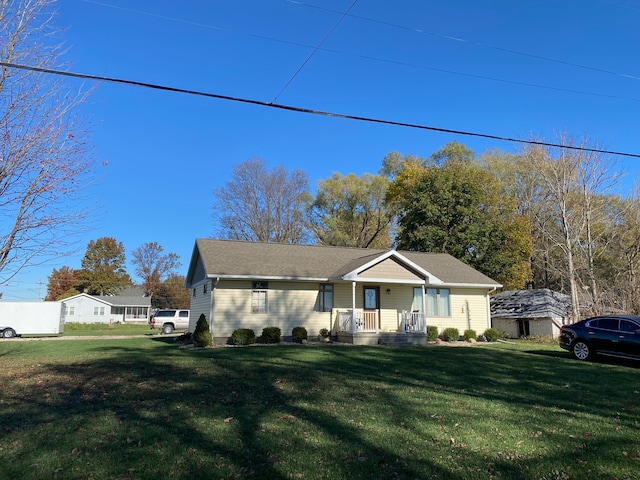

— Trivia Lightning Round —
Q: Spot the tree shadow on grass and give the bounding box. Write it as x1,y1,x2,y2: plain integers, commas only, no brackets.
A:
0,340,638,479
524,347,640,369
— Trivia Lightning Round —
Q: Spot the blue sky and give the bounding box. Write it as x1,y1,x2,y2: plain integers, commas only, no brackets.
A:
4,0,640,300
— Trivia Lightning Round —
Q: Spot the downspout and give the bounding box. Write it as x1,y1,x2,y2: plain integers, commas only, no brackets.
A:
486,286,498,329
210,277,219,340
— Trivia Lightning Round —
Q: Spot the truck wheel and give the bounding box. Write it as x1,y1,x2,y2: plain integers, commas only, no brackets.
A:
2,328,17,338
162,324,174,335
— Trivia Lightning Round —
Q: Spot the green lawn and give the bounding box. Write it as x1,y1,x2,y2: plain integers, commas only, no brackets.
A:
62,322,156,336
0,338,637,480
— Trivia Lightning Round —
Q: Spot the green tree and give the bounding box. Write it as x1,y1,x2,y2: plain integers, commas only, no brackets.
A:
193,314,212,347
307,172,392,248
388,149,532,289
428,141,476,165
153,275,190,309
131,242,181,300
45,266,80,300
77,237,131,295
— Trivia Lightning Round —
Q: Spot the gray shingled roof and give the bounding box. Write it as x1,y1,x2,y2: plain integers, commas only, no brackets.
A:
189,238,500,286
490,288,571,319
95,286,151,307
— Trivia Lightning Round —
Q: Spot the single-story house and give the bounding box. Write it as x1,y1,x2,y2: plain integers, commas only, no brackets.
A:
490,288,571,338
185,239,502,345
63,287,151,324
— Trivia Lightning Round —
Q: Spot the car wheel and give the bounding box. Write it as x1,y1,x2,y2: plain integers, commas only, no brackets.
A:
2,328,17,338
571,340,591,360
162,324,174,335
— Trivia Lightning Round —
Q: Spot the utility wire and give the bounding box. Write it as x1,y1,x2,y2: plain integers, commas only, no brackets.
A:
3,61,639,159
81,0,640,104
287,0,640,82
272,0,359,103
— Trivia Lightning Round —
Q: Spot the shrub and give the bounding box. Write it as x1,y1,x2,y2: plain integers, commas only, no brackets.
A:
441,327,459,342
193,314,212,347
231,328,256,346
483,327,500,342
319,328,330,338
261,326,281,344
426,325,439,342
463,329,477,341
292,326,307,343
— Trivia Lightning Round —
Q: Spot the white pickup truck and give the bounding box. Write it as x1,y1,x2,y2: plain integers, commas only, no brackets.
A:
149,309,190,334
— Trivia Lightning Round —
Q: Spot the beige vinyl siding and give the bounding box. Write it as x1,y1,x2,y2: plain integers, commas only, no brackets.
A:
193,277,493,341
189,279,212,332
212,280,333,340
425,288,491,335
358,258,423,281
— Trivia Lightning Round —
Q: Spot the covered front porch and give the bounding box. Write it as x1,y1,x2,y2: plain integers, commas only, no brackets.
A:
335,309,428,346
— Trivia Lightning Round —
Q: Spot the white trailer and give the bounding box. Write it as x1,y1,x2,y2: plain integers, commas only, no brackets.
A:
0,301,66,338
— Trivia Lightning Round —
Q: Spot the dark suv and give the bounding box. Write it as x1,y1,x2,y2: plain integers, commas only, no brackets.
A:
559,315,640,361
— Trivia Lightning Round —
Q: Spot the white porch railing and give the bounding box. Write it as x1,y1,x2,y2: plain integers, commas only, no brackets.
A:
338,309,379,333
401,310,426,334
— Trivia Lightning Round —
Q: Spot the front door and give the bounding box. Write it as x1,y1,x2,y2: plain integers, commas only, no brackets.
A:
363,286,380,329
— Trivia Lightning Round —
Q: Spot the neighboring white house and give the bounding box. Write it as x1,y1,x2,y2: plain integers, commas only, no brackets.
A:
185,239,502,345
63,287,151,324
490,288,572,338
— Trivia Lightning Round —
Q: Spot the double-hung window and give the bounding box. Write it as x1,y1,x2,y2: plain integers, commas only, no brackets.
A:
426,288,450,317
93,306,105,316
252,281,268,313
319,284,333,312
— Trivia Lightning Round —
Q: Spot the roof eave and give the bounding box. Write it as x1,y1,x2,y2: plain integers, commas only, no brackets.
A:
206,274,330,282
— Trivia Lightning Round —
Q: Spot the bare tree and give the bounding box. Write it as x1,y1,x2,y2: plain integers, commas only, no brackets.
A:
131,242,181,300
0,0,97,284
212,158,310,243
525,134,622,320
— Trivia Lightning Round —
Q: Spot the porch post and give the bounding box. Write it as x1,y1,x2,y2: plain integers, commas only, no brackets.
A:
422,284,427,333
352,281,356,334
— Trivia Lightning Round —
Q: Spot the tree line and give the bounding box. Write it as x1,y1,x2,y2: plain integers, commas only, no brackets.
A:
1,0,635,319
45,238,189,309
213,137,634,319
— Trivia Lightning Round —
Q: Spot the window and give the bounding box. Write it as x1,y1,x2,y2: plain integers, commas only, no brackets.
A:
619,320,639,333
412,288,424,313
193,288,196,297
65,306,75,316
252,281,268,313
518,319,530,337
597,318,619,331
426,288,450,317
126,307,148,319
319,284,333,312
93,306,105,316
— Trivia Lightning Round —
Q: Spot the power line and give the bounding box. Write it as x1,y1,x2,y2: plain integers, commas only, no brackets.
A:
286,0,640,82
81,0,640,104
3,61,640,159
273,0,359,103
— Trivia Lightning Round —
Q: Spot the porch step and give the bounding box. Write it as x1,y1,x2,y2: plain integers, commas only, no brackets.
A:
337,332,427,346
377,333,427,346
